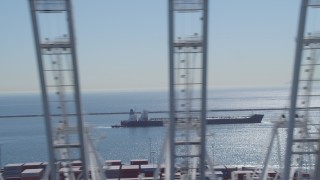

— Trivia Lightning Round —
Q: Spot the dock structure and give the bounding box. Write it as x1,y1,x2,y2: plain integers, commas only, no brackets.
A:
28,0,89,180
158,0,212,179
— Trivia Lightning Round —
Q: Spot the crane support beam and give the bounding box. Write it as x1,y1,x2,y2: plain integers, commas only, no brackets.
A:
28,1,89,179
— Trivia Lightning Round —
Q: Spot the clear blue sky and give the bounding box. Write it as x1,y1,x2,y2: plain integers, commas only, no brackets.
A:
0,0,300,92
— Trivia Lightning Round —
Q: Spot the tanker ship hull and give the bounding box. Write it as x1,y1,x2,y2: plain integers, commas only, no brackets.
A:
117,114,264,128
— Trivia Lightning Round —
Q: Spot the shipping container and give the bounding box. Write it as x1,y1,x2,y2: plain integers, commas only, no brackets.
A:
105,160,121,166
121,165,139,173
23,163,43,170
4,177,21,180
4,164,24,171
104,165,120,179
130,159,148,165
21,169,43,177
120,172,139,178
231,170,254,180
71,160,82,167
21,168,43,180
3,164,24,179
140,164,156,177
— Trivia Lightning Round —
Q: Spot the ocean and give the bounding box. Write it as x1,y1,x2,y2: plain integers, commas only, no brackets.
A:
0,86,292,168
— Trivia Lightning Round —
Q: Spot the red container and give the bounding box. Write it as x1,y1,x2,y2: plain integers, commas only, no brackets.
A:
21,169,43,176
130,159,148,165
71,160,82,167
143,172,154,177
21,168,43,180
120,172,139,178
121,165,139,173
105,160,122,166
4,177,21,180
23,163,43,170
119,165,140,178
267,170,278,178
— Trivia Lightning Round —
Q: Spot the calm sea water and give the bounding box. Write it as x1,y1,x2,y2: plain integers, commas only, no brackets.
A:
0,86,292,167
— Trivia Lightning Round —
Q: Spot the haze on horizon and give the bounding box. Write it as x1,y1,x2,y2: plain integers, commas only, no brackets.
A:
0,1,300,93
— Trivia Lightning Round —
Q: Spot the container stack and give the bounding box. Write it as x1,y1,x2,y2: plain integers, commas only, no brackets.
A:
140,164,156,178
2,163,24,180
103,166,120,179
2,161,285,179
2,162,49,180
21,169,43,180
120,165,139,178
103,159,165,179
3,159,166,179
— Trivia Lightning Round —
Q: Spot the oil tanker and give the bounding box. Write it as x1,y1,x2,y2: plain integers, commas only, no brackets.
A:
112,109,264,128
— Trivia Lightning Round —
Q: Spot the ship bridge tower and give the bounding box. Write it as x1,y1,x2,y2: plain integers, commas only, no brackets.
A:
282,0,320,179
28,1,89,179
160,0,211,179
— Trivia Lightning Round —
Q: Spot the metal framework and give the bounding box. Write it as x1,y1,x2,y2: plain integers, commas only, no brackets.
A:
29,0,88,179
283,0,320,179
166,0,209,179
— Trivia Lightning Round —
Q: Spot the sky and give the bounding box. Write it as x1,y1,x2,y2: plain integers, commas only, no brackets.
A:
0,0,301,92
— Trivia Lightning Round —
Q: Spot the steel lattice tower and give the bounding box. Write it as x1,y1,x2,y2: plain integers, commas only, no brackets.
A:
284,0,320,179
166,0,209,179
29,1,88,180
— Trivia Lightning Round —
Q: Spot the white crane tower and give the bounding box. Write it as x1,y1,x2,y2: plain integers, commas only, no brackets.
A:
259,0,320,179
283,0,320,179
28,0,91,179
163,0,211,179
